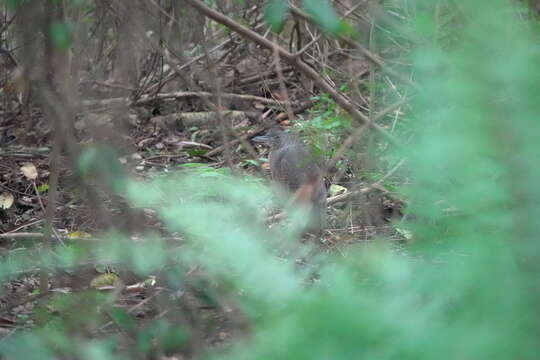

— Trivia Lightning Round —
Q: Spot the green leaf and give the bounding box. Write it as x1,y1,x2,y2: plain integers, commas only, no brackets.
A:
37,184,49,193
264,0,289,32
186,149,208,157
339,21,358,37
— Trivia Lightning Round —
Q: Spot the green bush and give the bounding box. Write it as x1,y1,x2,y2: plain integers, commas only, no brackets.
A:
3,0,540,359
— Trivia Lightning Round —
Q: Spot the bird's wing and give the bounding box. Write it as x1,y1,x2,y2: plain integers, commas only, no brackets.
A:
270,145,321,191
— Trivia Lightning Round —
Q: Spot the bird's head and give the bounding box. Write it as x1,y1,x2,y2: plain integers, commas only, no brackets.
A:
252,128,292,149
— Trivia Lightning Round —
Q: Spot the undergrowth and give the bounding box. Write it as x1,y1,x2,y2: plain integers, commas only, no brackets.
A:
2,0,540,359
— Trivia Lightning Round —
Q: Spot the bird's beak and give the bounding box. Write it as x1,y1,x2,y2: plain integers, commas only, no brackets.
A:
252,135,271,144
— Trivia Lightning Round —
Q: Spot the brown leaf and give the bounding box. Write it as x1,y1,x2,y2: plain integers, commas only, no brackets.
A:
0,192,14,209
20,163,38,180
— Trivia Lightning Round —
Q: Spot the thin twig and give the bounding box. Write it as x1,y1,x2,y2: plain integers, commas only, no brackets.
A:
289,4,417,90
182,0,401,147
31,180,64,246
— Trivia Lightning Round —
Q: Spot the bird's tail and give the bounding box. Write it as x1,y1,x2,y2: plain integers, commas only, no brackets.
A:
291,175,327,234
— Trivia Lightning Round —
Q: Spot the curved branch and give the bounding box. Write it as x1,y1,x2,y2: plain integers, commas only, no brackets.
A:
183,0,400,147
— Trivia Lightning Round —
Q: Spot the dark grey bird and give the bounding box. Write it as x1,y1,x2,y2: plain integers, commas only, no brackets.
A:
253,128,327,234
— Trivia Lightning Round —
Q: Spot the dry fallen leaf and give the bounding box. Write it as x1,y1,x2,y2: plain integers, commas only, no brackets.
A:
89,273,122,289
20,163,38,180
177,141,212,150
0,192,14,209
67,231,92,240
253,101,265,110
329,184,347,197
395,227,414,241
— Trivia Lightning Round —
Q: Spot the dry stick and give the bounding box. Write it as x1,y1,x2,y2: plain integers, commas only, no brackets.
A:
368,15,377,121
81,91,297,109
0,181,31,196
289,5,417,90
293,32,322,58
205,129,266,158
199,29,268,176
38,0,56,296
292,0,364,58
273,38,295,123
145,0,266,95
119,1,269,175
275,100,314,121
238,66,293,86
146,39,230,94
30,180,64,246
81,79,137,92
337,11,377,185
198,21,234,172
36,83,119,246
0,232,44,239
134,91,297,106
0,12,17,35
182,0,400,147
4,219,44,233
38,112,63,294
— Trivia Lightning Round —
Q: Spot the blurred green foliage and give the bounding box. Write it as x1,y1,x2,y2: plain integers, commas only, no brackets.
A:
302,0,355,36
263,0,354,36
50,21,73,50
264,0,289,32
3,0,540,359
77,145,127,193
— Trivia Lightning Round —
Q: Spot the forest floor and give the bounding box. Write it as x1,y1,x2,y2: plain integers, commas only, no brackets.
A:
0,62,404,355
0,103,404,346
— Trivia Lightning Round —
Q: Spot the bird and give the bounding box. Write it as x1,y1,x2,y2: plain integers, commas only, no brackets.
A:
253,128,327,235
